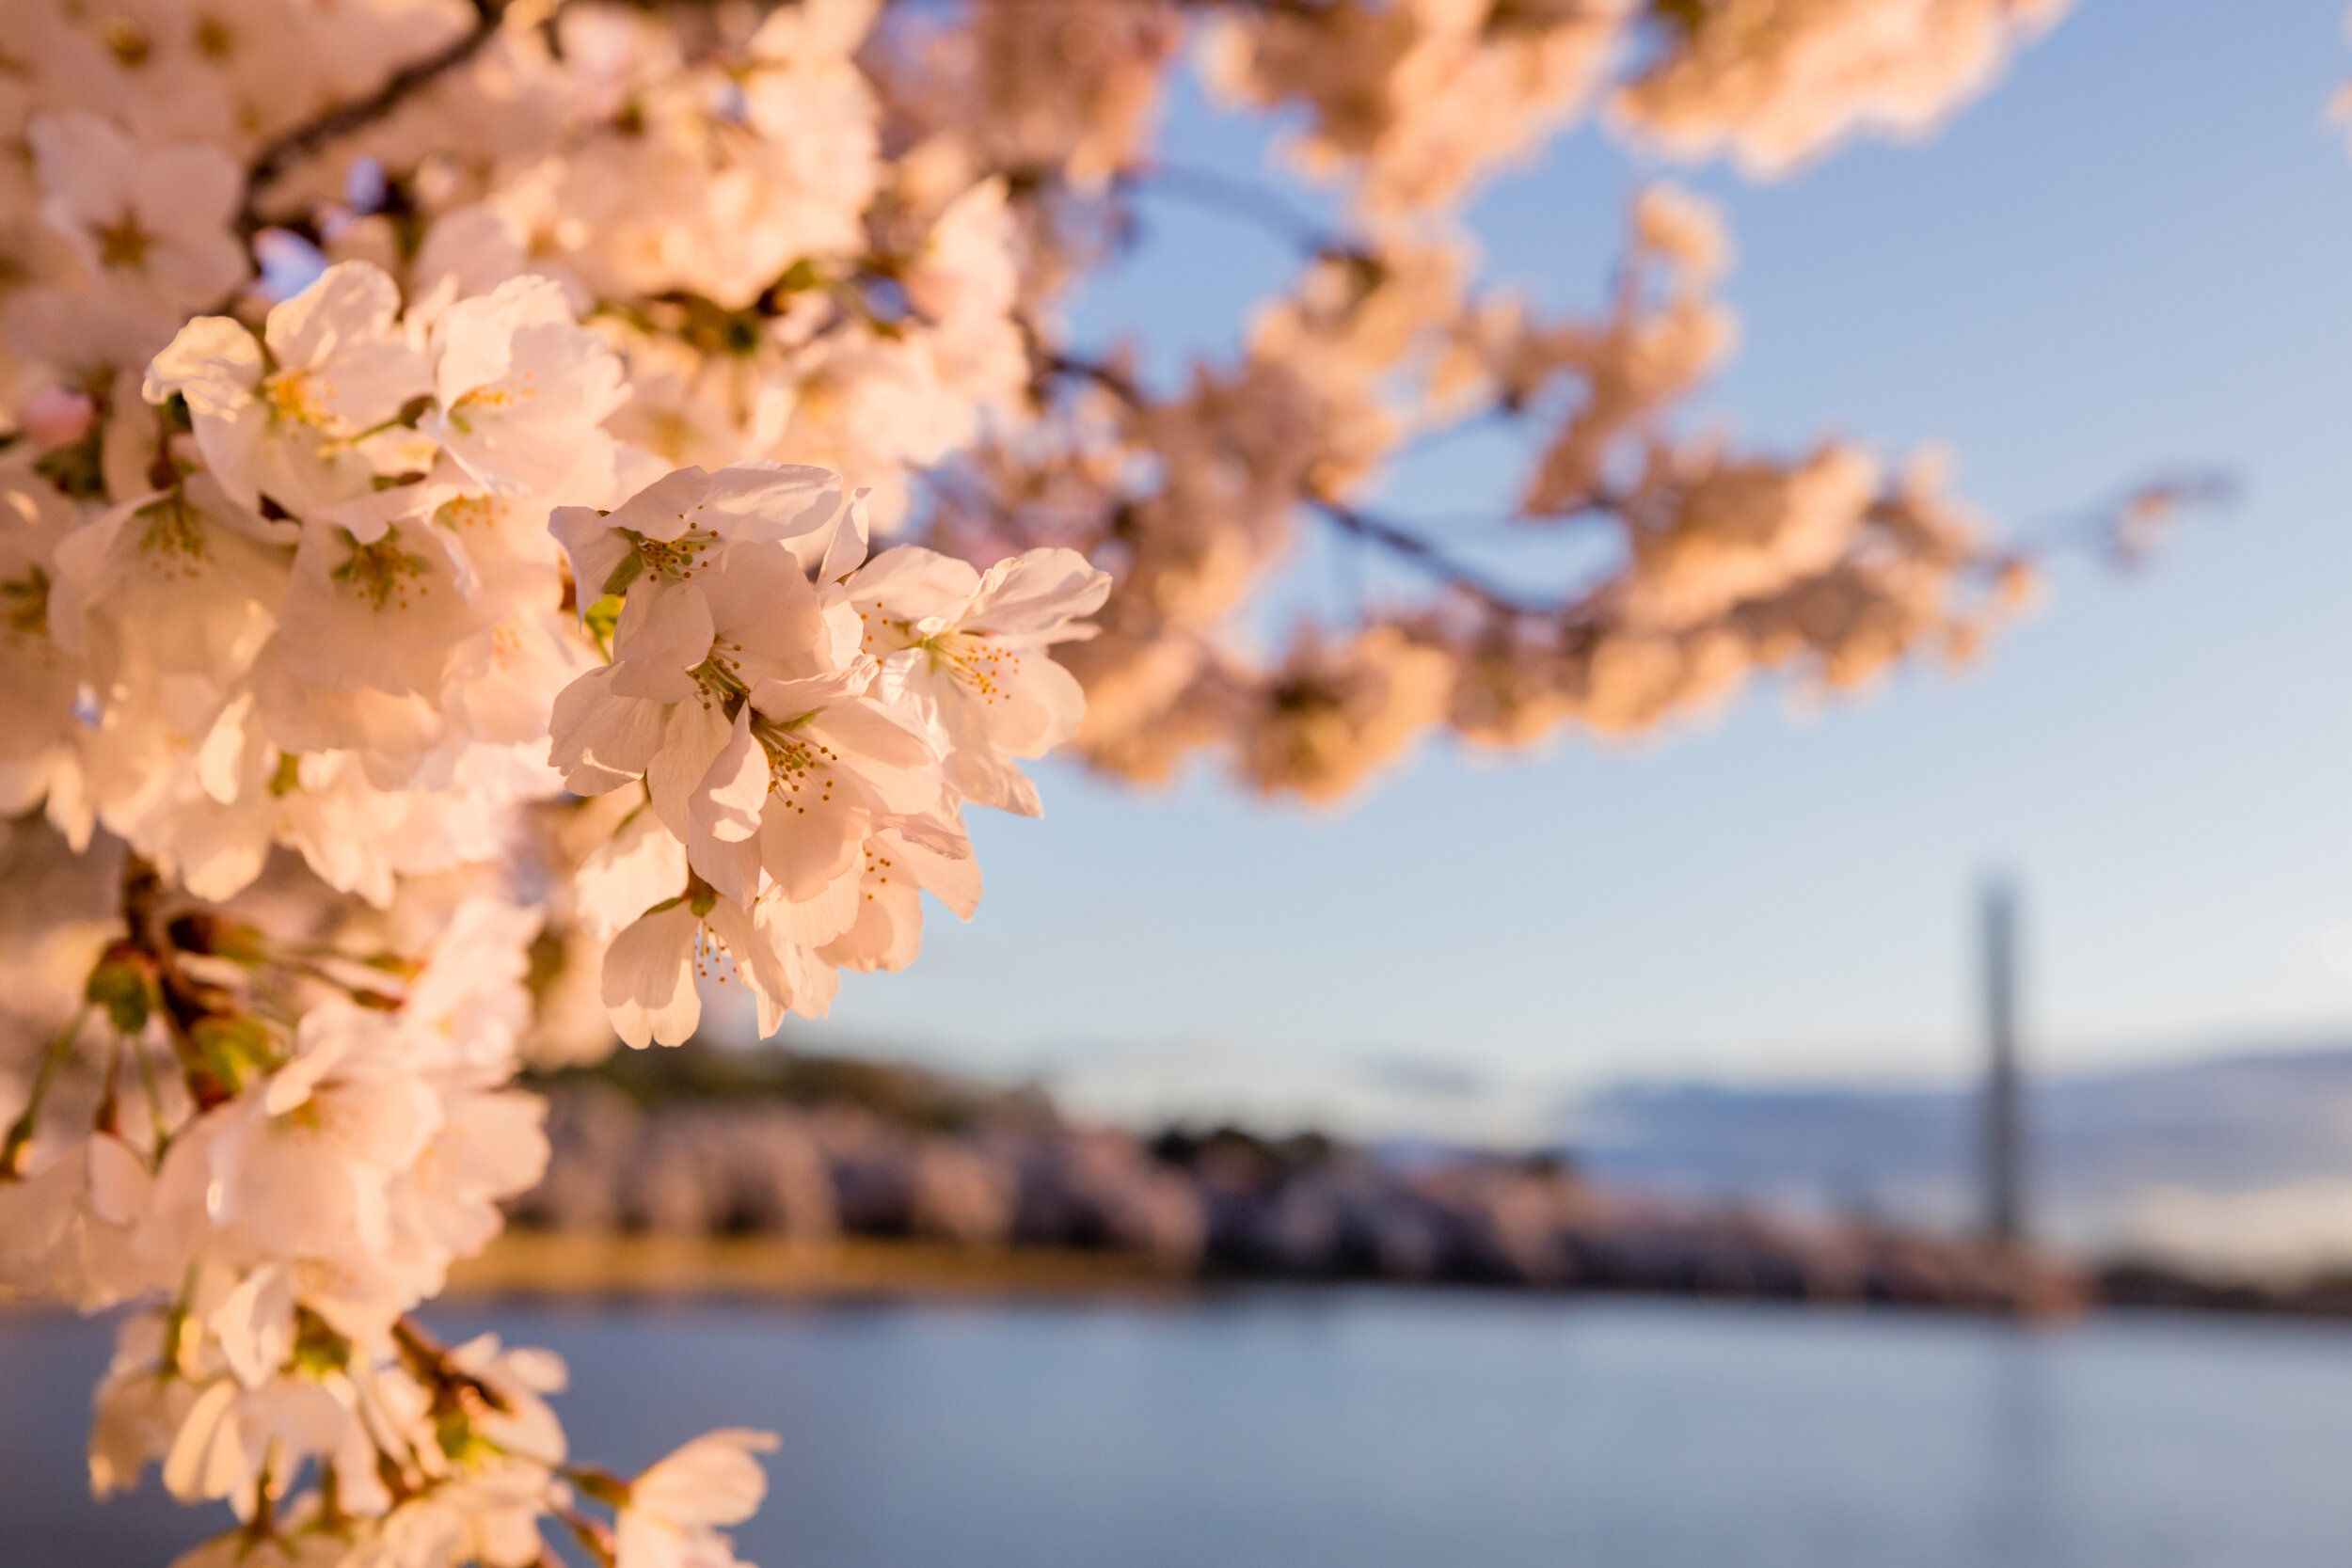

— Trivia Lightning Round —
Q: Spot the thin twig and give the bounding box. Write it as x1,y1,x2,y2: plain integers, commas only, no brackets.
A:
1115,161,1351,259
2009,468,2237,567
1041,352,1559,614
1308,496,1555,617
1039,350,1147,407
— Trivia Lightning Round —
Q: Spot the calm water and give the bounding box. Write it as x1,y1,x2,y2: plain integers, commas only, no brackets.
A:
8,1291,2352,1566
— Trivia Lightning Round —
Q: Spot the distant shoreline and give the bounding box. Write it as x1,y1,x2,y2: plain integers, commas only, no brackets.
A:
448,1229,2090,1316
471,1046,2352,1323
445,1229,1193,1302
441,1232,2352,1327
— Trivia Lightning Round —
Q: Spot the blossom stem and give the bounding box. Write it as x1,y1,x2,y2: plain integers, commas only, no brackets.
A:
0,1004,91,1178
341,411,417,444
554,1503,617,1568
271,951,405,1007
92,1034,122,1138
560,1462,631,1506
132,1030,173,1160
392,1314,508,1413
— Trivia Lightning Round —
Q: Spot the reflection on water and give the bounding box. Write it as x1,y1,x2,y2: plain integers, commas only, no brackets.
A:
8,1291,2352,1567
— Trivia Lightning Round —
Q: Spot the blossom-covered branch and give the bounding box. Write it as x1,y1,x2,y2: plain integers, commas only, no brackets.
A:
0,0,2252,1560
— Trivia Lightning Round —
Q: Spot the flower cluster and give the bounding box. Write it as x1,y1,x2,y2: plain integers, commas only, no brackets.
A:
14,258,621,906
0,877,784,1565
548,461,1103,1047
0,1,1105,1554
1615,0,2072,177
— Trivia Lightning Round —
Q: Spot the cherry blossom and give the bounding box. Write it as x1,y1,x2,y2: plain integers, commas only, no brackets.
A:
144,261,430,516
848,546,1110,815
29,111,246,316
616,1428,780,1568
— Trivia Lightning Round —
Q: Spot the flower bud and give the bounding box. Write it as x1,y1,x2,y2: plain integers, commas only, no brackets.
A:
84,944,156,1035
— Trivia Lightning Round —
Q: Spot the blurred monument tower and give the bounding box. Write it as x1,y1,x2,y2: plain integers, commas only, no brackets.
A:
1979,877,2026,1248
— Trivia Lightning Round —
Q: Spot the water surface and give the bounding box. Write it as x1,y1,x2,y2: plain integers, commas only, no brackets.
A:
7,1291,2351,1566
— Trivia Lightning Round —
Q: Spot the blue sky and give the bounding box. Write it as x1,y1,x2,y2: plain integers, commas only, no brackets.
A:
767,0,2352,1114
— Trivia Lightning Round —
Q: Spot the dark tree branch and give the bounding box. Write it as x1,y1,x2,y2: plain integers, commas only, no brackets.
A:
1042,352,1560,616
1039,349,1149,408
2011,468,2237,568
1041,352,2234,637
1114,161,1353,260
1307,496,1559,618
236,0,509,237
